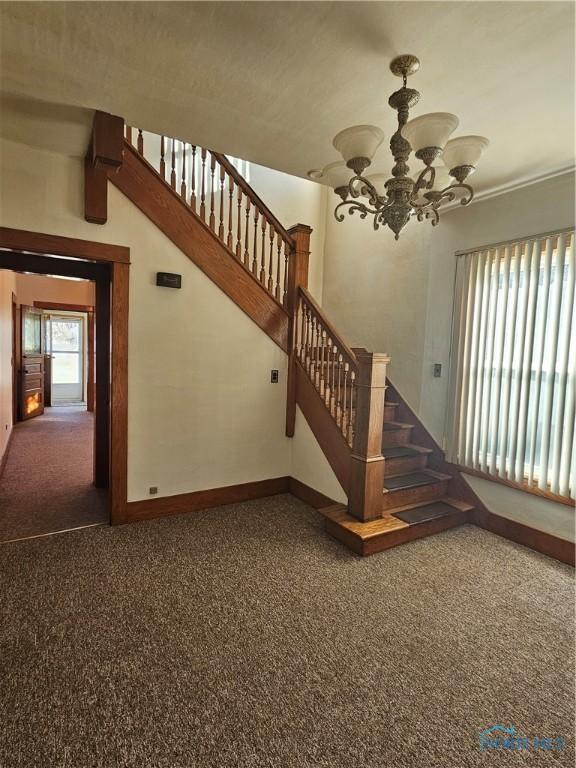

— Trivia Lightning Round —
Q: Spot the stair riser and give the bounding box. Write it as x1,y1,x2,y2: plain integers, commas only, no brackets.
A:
385,454,428,477
383,404,397,421
361,510,465,556
381,479,449,511
382,427,413,448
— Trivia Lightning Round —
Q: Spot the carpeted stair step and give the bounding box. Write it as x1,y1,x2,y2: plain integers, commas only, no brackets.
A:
381,468,452,511
383,444,432,476
391,500,466,525
382,421,414,448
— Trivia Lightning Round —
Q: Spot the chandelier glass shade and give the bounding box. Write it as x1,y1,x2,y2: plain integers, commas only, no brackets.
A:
310,55,489,239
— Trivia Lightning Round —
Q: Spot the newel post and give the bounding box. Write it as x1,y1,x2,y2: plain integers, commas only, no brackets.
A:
85,111,124,225
285,223,312,437
348,351,390,521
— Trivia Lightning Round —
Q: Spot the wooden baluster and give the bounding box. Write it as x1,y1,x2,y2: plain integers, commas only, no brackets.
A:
244,198,251,266
170,139,177,190
309,315,316,377
303,305,310,367
275,234,282,302
336,354,343,425
137,129,144,156
330,344,338,415
190,146,197,212
282,241,290,307
218,165,225,240
209,154,216,231
319,331,326,397
160,136,166,180
259,217,267,284
200,148,207,221
227,177,234,250
252,207,259,275
299,300,307,363
314,321,321,387
235,187,242,259
325,339,333,406
341,362,349,432
125,125,133,144
267,227,275,294
180,142,187,200
347,370,356,444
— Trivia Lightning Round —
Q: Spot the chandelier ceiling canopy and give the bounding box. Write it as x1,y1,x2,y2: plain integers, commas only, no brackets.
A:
309,55,489,240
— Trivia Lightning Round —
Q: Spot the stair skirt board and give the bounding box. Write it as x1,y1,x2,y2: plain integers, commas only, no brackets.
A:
391,502,458,525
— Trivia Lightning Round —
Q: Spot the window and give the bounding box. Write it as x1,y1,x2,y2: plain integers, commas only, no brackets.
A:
446,229,575,499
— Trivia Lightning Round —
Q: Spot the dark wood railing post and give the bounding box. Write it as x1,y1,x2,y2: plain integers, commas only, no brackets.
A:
285,223,312,437
85,111,124,224
348,351,390,521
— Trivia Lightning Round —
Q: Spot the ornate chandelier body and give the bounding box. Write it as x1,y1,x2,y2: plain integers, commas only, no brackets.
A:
310,55,489,240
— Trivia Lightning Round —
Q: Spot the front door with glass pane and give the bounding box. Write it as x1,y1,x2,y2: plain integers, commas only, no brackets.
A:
48,315,84,404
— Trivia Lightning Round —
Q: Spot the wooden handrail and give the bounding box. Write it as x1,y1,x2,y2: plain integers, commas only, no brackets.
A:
211,152,295,248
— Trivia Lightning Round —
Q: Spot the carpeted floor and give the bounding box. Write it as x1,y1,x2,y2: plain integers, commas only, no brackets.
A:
0,495,573,767
0,406,108,542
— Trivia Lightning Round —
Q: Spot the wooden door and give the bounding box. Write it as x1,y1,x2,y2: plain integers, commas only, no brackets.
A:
20,305,45,420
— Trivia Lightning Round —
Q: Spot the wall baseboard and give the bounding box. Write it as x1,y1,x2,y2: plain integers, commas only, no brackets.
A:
288,477,338,510
122,476,291,524
0,429,13,480
474,508,574,566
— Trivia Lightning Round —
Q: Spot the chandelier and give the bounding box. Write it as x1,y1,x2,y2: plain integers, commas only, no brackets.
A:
309,55,489,240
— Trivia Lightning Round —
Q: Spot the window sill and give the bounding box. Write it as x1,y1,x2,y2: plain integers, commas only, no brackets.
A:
451,464,575,508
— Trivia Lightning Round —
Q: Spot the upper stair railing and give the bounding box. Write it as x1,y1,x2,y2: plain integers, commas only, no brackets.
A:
125,127,295,309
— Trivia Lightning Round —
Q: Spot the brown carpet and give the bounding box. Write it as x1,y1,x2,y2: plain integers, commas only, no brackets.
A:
0,406,108,542
0,495,573,767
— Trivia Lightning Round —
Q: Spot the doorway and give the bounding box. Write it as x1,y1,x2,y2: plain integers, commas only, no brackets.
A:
0,226,129,538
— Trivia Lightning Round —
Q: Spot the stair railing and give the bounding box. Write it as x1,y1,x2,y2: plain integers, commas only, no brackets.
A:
125,127,295,309
296,287,358,447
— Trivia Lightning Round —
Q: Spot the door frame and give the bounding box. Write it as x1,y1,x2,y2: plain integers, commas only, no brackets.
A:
34,302,95,411
0,226,129,524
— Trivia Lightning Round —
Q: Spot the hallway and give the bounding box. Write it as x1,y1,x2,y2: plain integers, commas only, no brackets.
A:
0,407,108,542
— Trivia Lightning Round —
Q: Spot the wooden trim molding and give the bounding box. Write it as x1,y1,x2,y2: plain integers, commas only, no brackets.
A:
288,477,338,510
111,144,289,352
0,227,130,264
122,477,291,524
474,508,574,566
0,430,14,481
33,301,94,313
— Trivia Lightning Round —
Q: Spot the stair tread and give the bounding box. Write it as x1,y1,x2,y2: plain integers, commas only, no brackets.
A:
391,501,465,526
383,421,413,431
383,444,432,459
384,470,450,492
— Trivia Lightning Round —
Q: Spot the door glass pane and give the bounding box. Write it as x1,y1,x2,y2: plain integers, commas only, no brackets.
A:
24,314,41,354
52,353,80,384
51,320,81,351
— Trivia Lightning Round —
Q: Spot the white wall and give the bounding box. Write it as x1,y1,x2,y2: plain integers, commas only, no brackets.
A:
0,136,340,503
291,407,347,504
321,170,576,538
0,269,16,462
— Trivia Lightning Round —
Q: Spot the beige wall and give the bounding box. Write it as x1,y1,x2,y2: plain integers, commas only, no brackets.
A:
0,137,340,502
321,170,576,538
15,273,94,307
0,269,16,461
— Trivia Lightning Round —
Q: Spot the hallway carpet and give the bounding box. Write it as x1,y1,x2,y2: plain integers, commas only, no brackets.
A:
0,495,573,767
0,407,107,542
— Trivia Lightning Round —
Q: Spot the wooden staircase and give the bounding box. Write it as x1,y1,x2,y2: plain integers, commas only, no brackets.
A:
84,112,476,556
322,394,473,555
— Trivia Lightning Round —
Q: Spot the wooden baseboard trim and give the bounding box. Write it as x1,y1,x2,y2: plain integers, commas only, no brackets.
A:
288,477,338,510
122,476,291,524
474,508,574,566
0,430,13,480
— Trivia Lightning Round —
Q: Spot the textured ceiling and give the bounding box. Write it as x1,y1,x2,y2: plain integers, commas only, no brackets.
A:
0,2,574,193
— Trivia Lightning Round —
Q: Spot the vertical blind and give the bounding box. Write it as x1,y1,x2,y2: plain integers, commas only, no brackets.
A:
446,228,575,499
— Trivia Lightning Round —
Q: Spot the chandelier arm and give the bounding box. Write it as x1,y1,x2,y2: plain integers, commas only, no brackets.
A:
412,165,435,197
334,199,381,223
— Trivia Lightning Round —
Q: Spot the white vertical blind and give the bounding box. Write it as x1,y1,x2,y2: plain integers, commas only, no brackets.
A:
446,229,576,499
